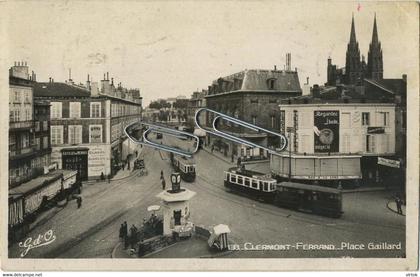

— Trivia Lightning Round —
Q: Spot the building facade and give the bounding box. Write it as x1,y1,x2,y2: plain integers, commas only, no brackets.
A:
271,98,397,188
34,76,142,181
205,61,302,160
9,63,52,188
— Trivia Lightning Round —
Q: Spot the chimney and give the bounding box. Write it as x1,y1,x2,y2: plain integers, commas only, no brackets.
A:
103,73,106,80
106,72,109,80
312,84,320,98
306,77,309,85
49,77,52,83
274,65,277,71
111,77,114,86
402,74,407,83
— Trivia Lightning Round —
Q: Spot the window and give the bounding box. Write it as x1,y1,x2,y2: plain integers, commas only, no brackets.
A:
263,182,268,191
35,138,41,150
252,116,257,125
244,178,250,187
24,91,30,103
51,126,63,145
25,109,31,121
68,125,82,144
89,125,102,143
237,176,243,184
43,136,49,149
366,135,376,153
230,174,237,183
22,133,29,148
271,116,275,129
362,112,370,126
14,91,20,103
51,102,62,119
267,79,276,90
13,110,20,122
90,102,101,118
341,112,351,128
69,102,81,118
35,121,40,132
379,112,389,126
252,180,258,189
43,121,48,131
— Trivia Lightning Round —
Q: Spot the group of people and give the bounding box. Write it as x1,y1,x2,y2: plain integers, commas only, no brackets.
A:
119,221,139,249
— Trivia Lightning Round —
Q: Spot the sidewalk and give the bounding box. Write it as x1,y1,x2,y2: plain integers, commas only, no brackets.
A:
111,147,144,181
201,145,235,165
387,200,406,216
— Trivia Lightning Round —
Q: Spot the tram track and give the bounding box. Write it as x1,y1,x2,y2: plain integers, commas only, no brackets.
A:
194,173,404,234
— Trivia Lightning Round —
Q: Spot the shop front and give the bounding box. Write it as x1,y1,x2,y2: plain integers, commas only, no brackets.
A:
62,148,88,181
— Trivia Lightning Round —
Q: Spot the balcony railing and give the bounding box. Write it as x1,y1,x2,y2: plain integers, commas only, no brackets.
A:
9,120,34,130
9,146,37,159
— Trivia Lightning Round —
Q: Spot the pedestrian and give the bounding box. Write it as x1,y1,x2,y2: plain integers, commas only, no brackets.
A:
123,221,129,249
161,178,166,190
231,154,234,163
100,172,105,181
396,196,403,214
77,196,82,208
107,174,111,183
119,224,124,240
160,170,164,180
211,145,214,153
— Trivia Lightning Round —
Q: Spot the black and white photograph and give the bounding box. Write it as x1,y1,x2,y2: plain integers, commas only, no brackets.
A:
1,0,418,272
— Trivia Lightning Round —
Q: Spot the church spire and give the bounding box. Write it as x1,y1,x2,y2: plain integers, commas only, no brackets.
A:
367,13,383,80
345,14,361,85
349,13,357,44
371,13,379,45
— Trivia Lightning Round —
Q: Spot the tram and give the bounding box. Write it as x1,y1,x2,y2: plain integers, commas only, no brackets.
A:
274,182,343,218
170,154,196,182
223,167,277,202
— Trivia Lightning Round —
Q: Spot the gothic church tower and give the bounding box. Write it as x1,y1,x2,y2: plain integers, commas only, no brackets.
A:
367,14,383,80
345,15,362,85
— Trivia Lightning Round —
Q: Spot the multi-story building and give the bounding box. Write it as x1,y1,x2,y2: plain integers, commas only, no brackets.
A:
205,56,302,160
33,99,52,173
270,84,404,188
8,62,52,188
34,74,142,180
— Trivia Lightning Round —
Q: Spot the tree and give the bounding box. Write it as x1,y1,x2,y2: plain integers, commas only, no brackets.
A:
149,99,171,110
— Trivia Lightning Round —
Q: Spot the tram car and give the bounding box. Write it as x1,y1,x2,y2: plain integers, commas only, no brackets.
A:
8,169,78,242
274,182,343,218
223,167,277,202
170,154,196,182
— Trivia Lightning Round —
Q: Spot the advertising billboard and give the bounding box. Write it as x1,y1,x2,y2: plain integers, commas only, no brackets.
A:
313,110,339,153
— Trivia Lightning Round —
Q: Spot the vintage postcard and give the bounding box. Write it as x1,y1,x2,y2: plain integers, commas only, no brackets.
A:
1,0,418,271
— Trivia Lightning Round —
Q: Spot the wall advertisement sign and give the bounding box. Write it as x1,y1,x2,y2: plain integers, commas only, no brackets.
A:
313,110,340,153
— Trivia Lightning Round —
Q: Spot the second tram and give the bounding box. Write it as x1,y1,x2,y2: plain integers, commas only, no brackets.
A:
171,154,196,182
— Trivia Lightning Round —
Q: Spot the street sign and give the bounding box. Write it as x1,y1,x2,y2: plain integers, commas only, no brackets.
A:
378,157,400,168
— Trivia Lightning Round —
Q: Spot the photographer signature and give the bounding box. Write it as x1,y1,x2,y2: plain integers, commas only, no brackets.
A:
18,229,56,257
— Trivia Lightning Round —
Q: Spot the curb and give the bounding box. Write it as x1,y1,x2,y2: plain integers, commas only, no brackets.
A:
341,187,389,194
386,200,406,216
111,241,122,258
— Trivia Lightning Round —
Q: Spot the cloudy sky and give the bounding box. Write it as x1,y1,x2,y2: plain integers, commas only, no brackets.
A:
5,1,418,105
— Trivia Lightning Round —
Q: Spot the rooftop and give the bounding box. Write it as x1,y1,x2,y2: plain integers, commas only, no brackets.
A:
207,69,302,97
